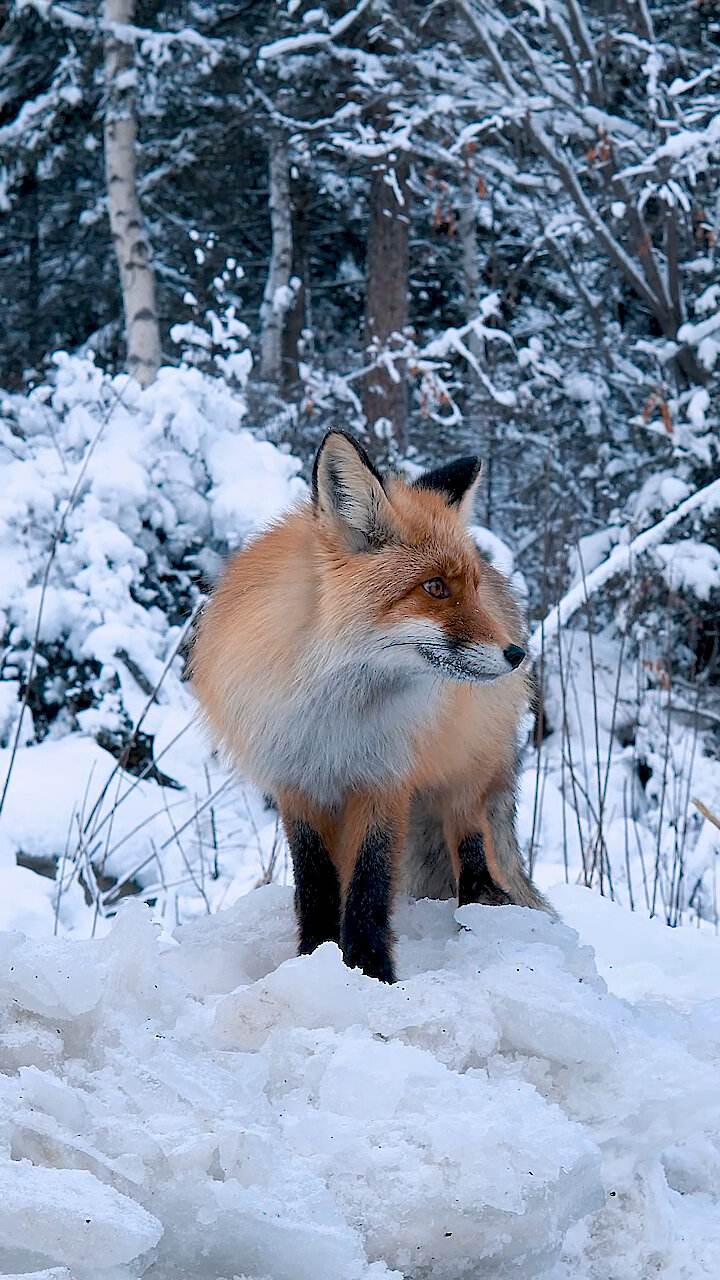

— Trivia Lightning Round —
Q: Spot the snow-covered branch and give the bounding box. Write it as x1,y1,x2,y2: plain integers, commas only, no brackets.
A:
258,0,371,61
0,54,82,151
530,477,720,656
17,0,224,56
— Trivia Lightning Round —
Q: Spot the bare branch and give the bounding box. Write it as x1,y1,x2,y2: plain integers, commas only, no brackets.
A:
565,0,603,105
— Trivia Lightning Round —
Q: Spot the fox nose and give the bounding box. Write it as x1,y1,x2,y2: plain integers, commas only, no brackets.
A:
504,645,526,669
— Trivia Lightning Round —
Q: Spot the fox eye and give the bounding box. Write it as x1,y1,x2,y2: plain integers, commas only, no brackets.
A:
422,577,450,600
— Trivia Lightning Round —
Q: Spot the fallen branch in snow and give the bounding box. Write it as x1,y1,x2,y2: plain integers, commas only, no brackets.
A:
529,476,720,656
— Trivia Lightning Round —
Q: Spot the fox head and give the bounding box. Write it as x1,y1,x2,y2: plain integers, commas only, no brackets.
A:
311,430,527,684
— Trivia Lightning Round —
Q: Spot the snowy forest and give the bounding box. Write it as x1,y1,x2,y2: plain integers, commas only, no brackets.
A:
1,1,720,1277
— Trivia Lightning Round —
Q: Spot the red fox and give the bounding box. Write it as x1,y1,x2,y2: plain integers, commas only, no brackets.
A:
191,430,551,982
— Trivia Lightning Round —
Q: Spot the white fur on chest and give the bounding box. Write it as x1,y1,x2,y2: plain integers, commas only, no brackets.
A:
242,657,441,807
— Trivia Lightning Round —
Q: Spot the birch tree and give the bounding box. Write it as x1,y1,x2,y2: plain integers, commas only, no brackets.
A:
259,134,295,386
103,0,160,387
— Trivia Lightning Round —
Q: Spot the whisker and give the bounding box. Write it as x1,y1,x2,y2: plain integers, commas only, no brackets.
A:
380,639,454,651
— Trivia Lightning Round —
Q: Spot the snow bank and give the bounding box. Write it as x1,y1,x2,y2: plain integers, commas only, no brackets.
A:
0,886,718,1279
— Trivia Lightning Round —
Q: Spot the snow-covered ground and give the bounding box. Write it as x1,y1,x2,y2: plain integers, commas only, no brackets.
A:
0,884,718,1279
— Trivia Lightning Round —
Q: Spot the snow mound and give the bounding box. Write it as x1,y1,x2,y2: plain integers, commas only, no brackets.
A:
0,887,718,1278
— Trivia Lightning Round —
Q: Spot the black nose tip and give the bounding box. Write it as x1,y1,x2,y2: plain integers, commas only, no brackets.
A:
504,645,526,669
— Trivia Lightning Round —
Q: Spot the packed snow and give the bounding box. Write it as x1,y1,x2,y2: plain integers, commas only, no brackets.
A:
0,885,718,1278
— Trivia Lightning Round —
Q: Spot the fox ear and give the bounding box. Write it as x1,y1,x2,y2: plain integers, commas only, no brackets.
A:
413,456,482,523
312,431,393,550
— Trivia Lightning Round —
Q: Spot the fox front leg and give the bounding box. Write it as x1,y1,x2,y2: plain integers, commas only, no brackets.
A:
338,792,410,983
279,798,341,954
444,806,513,908
445,789,553,913
454,830,512,907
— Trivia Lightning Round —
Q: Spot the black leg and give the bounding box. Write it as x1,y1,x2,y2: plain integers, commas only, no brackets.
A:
287,819,341,954
457,832,512,907
342,826,395,982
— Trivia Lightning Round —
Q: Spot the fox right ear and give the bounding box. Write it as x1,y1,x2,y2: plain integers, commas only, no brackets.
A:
312,431,393,551
413,456,482,523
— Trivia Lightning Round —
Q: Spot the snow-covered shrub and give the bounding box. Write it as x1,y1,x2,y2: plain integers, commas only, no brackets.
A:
521,625,720,927
0,350,305,931
0,348,304,741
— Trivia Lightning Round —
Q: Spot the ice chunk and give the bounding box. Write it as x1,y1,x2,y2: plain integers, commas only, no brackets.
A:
1,1271,73,1279
169,882,297,996
0,1162,162,1269
0,932,103,1020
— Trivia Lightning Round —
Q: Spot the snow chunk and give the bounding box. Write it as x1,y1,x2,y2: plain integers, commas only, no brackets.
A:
0,1163,162,1271
0,930,104,1019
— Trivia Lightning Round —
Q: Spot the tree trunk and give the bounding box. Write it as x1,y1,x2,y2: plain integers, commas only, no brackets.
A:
281,183,309,389
459,169,480,328
103,0,161,387
459,160,494,519
259,134,295,384
21,167,41,374
363,152,410,450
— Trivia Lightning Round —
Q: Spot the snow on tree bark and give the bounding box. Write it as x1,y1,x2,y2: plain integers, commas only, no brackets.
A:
362,152,410,450
259,134,294,386
103,0,160,388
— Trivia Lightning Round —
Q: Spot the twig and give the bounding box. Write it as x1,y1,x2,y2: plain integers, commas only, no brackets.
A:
692,798,720,832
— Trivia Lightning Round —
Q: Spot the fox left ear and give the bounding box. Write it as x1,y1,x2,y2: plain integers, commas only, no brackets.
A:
312,430,394,551
413,456,482,523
